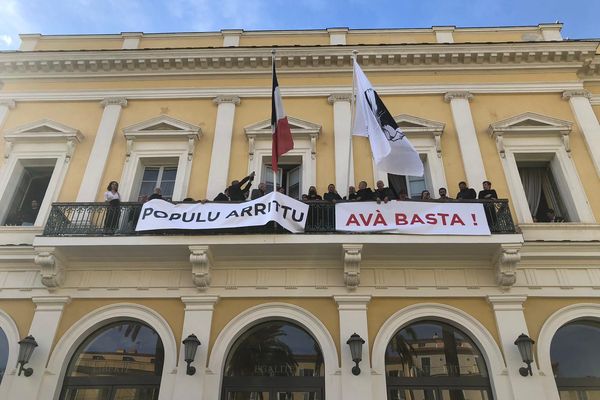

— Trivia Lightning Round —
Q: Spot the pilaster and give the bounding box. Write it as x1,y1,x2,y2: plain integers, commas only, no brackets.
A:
433,26,455,43
334,295,371,400
487,295,550,400
327,28,349,45
6,296,70,400
221,30,243,47
328,94,354,197
121,32,143,49
0,99,15,130
206,96,240,199
173,296,219,400
562,90,600,177
76,97,127,201
539,23,563,41
444,91,487,187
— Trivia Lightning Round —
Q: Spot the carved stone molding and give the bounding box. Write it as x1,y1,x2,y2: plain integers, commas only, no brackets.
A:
0,99,16,109
34,247,66,289
190,245,213,290
327,93,353,104
101,97,128,108
213,95,241,105
493,243,522,289
444,91,473,102
342,244,362,289
562,90,592,100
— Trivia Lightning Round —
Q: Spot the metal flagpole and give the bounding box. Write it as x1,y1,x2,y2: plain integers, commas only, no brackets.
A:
272,49,277,194
347,50,358,195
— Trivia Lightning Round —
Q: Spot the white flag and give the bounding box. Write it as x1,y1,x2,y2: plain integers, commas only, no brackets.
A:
352,61,424,176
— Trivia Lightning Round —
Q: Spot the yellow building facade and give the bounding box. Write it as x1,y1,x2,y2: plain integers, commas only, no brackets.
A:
0,23,599,400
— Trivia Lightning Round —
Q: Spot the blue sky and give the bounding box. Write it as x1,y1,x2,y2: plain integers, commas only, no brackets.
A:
0,0,599,50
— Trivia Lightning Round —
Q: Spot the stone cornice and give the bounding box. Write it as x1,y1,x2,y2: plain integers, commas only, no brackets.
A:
0,41,596,78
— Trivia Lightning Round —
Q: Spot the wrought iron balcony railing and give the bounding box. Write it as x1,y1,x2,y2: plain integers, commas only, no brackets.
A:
42,199,516,236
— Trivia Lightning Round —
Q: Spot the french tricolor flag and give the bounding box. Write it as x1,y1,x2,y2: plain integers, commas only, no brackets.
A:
271,61,294,172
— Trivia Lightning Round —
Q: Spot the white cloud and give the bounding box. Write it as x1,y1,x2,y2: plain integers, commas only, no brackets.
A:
0,0,36,50
0,35,13,46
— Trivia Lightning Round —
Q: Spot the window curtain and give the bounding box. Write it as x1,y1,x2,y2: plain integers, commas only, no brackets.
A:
519,168,543,216
542,172,562,217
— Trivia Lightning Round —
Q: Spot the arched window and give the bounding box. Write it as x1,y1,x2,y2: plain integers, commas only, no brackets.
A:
551,320,600,399
59,320,164,400
385,320,492,400
222,320,324,400
0,328,8,385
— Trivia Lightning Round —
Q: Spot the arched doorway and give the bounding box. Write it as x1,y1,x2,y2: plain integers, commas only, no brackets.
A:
0,327,8,385
59,320,164,400
550,319,600,399
385,320,493,400
221,320,325,400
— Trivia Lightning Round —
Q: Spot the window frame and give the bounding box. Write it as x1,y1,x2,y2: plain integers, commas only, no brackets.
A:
0,119,82,227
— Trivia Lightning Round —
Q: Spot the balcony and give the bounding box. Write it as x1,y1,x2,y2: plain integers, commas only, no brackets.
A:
43,199,516,236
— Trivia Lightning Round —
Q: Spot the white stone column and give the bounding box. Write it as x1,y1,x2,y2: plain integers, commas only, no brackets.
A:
206,96,240,199
488,295,550,400
76,97,127,201
328,94,354,197
563,90,600,177
173,296,219,400
335,295,371,400
0,99,15,129
444,91,487,188
6,296,70,400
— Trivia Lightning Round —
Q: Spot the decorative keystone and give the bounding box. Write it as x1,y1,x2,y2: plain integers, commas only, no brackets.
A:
34,247,65,289
190,245,213,290
494,244,522,289
342,244,363,289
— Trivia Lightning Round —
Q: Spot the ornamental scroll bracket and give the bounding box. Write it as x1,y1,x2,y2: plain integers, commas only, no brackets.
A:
34,246,66,289
189,245,213,290
493,243,522,290
342,244,363,290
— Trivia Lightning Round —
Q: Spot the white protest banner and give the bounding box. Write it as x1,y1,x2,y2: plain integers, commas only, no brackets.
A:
135,192,309,233
335,201,491,235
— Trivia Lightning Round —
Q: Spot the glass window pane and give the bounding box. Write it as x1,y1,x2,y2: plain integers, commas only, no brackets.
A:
388,388,436,400
385,321,489,379
551,320,600,379
225,321,324,377
440,389,489,400
275,392,320,400
113,387,159,400
141,167,159,182
0,328,8,384
226,392,270,400
66,321,164,378
161,167,177,182
62,387,112,400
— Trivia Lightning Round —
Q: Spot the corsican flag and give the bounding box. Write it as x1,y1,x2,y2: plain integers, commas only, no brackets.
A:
271,60,294,172
352,61,424,177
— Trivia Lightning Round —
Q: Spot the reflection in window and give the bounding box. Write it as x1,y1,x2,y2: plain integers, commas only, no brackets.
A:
385,321,492,400
551,320,600,400
222,321,324,400
3,164,54,226
0,327,8,384
59,321,163,400
137,165,177,201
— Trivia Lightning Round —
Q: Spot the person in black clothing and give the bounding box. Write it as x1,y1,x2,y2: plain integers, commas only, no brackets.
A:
456,181,477,200
250,182,267,200
21,199,40,226
213,188,230,202
420,190,431,200
374,180,394,204
228,171,255,201
148,187,163,200
356,181,374,201
323,184,342,202
345,186,358,201
478,181,498,200
306,186,322,201
438,187,451,201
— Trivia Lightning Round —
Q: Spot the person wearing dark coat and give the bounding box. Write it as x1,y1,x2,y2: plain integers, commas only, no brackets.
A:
250,182,267,200
478,181,498,200
148,187,163,200
213,188,230,202
456,181,477,200
323,184,342,202
374,180,395,204
306,186,322,201
228,172,255,201
345,186,358,201
356,181,374,202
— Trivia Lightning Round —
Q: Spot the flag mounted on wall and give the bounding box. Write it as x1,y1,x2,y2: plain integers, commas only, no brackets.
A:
352,60,424,177
271,59,294,172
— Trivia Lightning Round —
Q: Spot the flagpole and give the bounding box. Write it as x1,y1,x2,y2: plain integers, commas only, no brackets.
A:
271,48,277,194
347,50,358,196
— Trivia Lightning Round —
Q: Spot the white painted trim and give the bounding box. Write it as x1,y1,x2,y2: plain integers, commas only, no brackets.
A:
370,303,510,400
41,303,178,400
0,309,20,399
564,94,600,177
0,82,586,102
205,302,341,400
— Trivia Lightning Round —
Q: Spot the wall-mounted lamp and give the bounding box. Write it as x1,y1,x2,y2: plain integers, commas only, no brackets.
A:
514,333,535,376
17,335,38,377
346,333,365,376
182,334,201,375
